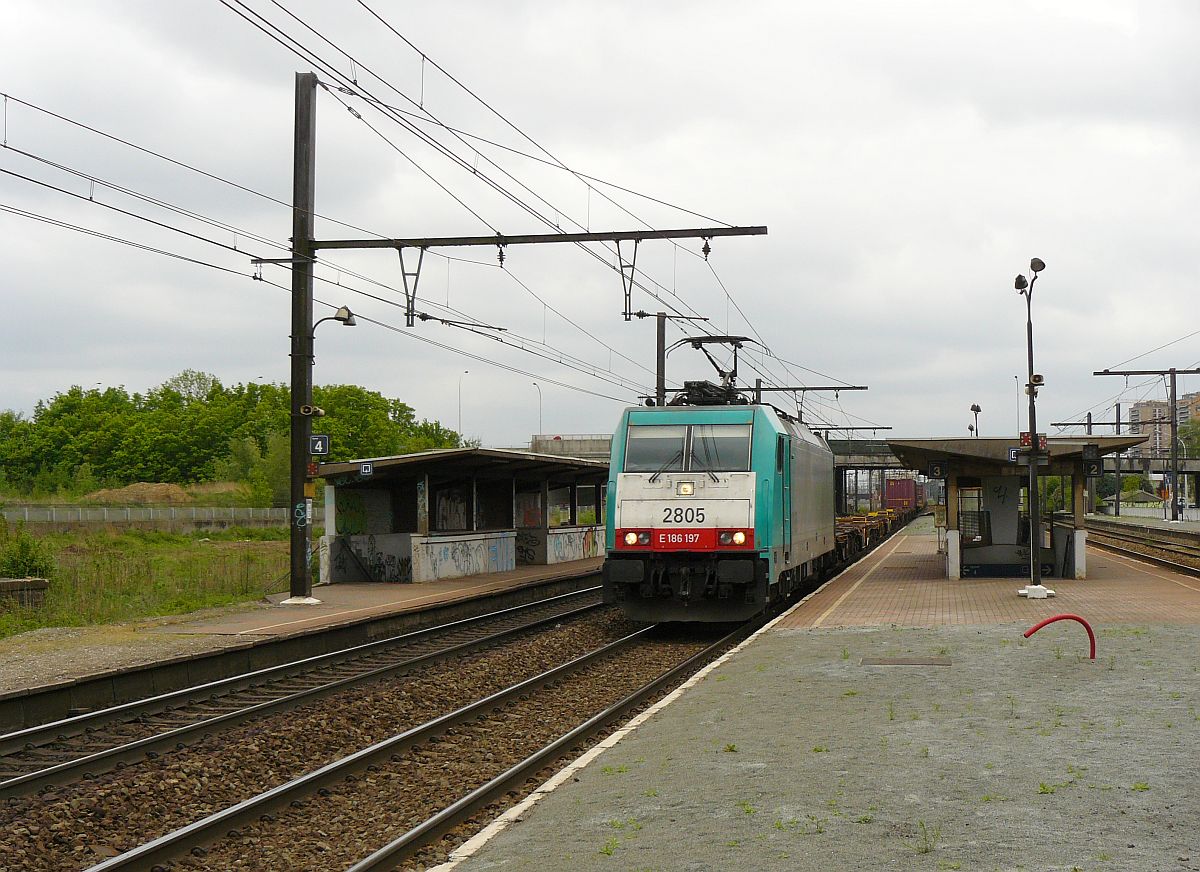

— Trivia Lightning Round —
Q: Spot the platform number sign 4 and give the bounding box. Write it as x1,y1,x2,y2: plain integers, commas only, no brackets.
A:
309,434,330,456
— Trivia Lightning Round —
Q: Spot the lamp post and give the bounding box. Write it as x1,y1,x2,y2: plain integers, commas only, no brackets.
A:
1015,258,1048,597
970,404,981,437
457,370,469,437
532,382,543,436
285,304,356,605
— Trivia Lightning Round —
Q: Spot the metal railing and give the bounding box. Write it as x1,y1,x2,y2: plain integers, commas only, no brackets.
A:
1,505,325,524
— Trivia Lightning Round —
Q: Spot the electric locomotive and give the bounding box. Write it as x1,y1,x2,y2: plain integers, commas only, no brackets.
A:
602,381,837,622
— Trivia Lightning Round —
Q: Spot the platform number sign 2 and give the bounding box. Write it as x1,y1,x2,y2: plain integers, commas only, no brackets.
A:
309,434,330,456
1083,459,1103,478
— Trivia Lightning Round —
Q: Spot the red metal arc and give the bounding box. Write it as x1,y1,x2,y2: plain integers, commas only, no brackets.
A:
1024,614,1096,660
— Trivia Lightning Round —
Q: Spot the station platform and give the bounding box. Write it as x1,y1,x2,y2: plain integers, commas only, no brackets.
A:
152,557,604,638
440,517,1200,872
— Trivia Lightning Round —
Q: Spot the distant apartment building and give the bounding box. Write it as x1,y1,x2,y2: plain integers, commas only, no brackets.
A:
1178,391,1200,426
1129,400,1170,457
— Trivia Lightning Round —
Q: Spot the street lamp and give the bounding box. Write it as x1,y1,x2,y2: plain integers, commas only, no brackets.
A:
1015,258,1048,597
532,382,543,436
970,403,981,437
285,304,357,605
457,370,469,437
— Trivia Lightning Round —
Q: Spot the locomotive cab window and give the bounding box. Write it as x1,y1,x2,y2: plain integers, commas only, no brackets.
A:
689,424,752,472
624,425,687,472
625,422,751,473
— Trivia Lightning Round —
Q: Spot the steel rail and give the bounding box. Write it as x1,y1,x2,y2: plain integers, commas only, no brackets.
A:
85,623,686,872
0,589,601,798
1088,537,1200,578
1,585,599,755
1090,530,1200,560
347,621,752,871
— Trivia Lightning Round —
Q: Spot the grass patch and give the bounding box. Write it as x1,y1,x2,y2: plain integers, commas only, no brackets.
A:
0,528,290,638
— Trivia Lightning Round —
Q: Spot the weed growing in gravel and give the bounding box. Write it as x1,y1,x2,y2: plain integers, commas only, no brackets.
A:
1167,691,1183,700
856,814,874,824
841,647,850,660
812,745,828,753
1130,782,1150,792
887,702,895,721
980,794,1007,803
642,788,658,797
723,743,738,753
936,862,962,870
599,837,619,856
737,801,756,815
843,689,858,697
1054,645,1064,660
773,817,800,830
920,747,930,758
905,820,941,854
600,764,629,775
805,814,826,834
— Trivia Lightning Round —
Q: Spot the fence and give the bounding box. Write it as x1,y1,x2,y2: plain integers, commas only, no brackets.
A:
1,505,326,525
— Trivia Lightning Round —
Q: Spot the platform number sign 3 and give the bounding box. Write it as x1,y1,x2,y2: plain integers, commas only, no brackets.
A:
309,434,330,456
927,460,947,479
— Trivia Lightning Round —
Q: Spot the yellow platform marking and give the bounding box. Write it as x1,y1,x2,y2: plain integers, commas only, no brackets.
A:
812,535,908,628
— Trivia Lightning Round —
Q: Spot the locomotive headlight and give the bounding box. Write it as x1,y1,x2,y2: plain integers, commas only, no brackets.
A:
732,531,746,545
624,532,639,546
676,481,695,496
637,531,651,545
718,531,733,545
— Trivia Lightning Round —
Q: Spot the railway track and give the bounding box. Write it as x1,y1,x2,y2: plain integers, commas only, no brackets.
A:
82,620,743,872
0,588,602,800
1085,518,1200,576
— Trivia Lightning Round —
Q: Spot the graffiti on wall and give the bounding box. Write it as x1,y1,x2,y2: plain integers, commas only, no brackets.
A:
331,534,413,582
515,529,540,565
547,526,601,564
413,533,515,581
436,488,469,531
337,492,368,535
335,490,392,536
516,492,542,527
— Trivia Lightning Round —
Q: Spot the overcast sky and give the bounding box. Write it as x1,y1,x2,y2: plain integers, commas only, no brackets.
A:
2,1,1197,449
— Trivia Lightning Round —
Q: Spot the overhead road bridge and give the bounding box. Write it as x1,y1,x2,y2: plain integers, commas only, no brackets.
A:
887,436,1145,581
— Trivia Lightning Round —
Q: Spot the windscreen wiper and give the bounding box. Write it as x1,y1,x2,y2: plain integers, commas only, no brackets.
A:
648,448,683,483
692,436,721,482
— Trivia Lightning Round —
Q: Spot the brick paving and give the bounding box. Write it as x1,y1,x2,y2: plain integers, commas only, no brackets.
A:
777,522,1200,629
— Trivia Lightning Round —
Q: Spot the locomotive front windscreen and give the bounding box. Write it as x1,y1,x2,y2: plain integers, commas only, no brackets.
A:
624,425,687,472
624,423,751,473
689,424,751,472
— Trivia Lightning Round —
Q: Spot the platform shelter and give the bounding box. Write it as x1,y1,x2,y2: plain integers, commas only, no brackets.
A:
887,436,1144,580
316,448,608,584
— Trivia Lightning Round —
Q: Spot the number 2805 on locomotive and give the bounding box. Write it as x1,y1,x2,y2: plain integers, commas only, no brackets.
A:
602,401,837,622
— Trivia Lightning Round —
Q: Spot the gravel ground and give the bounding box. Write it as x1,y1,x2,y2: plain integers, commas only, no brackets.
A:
0,610,640,871
451,621,1200,872
189,632,716,871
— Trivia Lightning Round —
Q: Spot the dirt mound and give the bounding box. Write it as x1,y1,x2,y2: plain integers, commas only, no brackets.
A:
84,483,192,505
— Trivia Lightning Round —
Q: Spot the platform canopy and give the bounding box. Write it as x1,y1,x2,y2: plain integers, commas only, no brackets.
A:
886,436,1146,478
318,447,609,487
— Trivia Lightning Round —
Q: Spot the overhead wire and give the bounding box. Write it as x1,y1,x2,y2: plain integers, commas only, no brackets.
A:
0,200,646,401
0,96,650,389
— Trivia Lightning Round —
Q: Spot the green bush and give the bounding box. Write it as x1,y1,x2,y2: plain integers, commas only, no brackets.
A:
0,520,56,578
